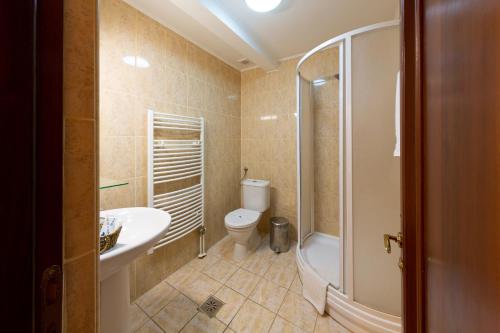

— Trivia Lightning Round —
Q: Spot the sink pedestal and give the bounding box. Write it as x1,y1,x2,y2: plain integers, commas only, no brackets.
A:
99,208,171,333
100,265,130,333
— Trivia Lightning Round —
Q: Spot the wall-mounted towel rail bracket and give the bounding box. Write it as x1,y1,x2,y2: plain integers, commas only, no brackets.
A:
147,110,206,258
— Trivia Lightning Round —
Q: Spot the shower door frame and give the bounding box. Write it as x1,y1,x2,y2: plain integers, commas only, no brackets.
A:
296,20,402,333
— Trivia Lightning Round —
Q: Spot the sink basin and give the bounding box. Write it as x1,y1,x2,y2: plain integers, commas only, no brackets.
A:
99,207,171,333
100,207,171,280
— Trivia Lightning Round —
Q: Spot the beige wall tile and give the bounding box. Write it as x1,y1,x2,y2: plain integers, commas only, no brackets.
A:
63,0,97,331
63,0,95,120
100,0,241,300
64,119,96,259
241,48,339,240
64,252,97,332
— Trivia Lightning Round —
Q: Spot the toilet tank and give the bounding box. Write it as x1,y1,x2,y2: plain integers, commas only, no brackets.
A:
241,179,270,212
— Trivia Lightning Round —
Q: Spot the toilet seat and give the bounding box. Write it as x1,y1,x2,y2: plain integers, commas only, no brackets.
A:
225,208,261,229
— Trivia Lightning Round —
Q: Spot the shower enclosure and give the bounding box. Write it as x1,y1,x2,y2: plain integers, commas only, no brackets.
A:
296,20,401,333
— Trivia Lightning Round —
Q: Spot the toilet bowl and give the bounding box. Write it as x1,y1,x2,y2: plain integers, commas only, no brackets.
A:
225,179,270,260
225,209,262,260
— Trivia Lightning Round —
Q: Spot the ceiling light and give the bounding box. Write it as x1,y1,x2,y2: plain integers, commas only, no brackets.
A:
245,0,282,12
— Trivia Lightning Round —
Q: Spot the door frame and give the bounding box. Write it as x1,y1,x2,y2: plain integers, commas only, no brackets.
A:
401,0,424,332
1,0,64,331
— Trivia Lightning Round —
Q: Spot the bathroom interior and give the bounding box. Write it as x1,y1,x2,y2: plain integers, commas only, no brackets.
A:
7,0,500,332
90,0,399,332
95,0,401,332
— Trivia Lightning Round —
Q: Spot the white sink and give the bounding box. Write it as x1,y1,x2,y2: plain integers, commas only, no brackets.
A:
100,207,171,280
99,207,171,333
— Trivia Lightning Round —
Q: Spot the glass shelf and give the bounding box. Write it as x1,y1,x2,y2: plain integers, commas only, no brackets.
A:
99,179,129,190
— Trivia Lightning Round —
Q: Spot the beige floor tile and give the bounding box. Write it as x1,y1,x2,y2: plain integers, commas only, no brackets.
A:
265,260,297,288
254,236,279,261
153,293,198,332
136,281,179,316
181,312,226,333
166,265,197,290
129,304,149,332
229,300,276,333
225,268,261,297
178,272,223,305
136,320,164,333
214,286,246,325
278,292,318,332
203,258,239,283
289,274,303,295
314,315,351,333
185,253,220,272
277,250,297,266
220,246,246,265
240,252,275,276
224,328,236,333
270,316,307,333
249,279,287,313
207,236,234,257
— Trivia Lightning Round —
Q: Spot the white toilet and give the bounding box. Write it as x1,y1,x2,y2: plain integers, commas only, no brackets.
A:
225,179,270,260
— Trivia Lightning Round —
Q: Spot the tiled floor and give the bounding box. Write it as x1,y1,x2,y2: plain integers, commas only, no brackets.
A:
130,235,351,333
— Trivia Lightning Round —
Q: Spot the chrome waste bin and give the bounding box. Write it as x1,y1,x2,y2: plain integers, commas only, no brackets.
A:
270,217,290,253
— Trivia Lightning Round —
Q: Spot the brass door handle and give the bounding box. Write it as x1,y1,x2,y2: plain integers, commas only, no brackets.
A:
384,232,402,254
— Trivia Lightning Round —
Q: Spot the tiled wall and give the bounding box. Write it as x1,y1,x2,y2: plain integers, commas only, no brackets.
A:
99,0,241,300
302,48,340,236
63,0,98,331
240,60,298,237
240,47,339,238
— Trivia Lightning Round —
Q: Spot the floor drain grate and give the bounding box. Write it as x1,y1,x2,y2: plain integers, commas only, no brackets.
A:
198,295,224,318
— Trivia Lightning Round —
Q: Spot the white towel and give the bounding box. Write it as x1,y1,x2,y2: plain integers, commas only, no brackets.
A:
302,264,329,314
393,71,401,157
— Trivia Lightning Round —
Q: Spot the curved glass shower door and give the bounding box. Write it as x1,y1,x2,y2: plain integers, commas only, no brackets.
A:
297,20,402,331
350,25,401,317
298,45,342,289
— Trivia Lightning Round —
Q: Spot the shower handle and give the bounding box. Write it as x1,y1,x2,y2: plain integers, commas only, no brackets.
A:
384,232,403,254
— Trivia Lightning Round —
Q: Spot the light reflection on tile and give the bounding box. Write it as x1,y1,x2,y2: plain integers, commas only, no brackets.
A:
100,0,242,301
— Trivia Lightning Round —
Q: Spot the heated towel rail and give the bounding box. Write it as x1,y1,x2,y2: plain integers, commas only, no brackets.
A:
147,110,206,257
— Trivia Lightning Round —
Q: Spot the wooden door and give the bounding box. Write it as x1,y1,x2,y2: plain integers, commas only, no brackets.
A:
1,1,64,332
402,0,500,331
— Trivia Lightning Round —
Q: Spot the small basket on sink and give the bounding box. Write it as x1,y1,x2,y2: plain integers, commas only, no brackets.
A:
99,216,123,254
99,226,122,253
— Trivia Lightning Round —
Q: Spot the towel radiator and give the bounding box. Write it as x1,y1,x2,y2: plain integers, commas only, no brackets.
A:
147,110,206,257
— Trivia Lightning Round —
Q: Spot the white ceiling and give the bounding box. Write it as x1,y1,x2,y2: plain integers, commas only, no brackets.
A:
123,0,399,71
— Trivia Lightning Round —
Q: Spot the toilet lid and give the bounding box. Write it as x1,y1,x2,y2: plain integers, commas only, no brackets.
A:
225,209,260,228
